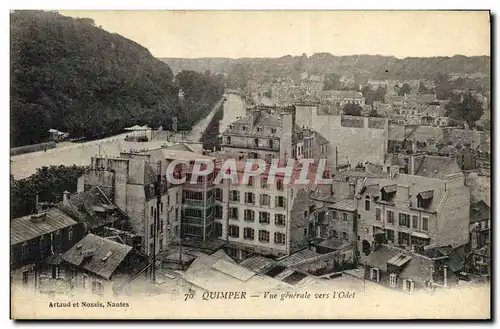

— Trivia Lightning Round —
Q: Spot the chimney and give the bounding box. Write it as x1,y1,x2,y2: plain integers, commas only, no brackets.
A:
63,190,70,205
348,182,355,199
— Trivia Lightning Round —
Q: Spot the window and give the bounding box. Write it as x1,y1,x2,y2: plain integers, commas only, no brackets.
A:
244,209,255,222
386,229,395,243
150,224,154,238
150,243,154,254
403,279,415,293
160,202,164,213
275,196,286,208
259,230,270,243
271,128,276,134
254,138,259,147
150,206,154,217
215,188,222,201
422,217,429,231
269,140,274,149
68,227,73,241
214,223,222,237
365,196,370,211
256,127,261,132
342,213,348,222
261,178,268,189
245,192,255,204
276,179,284,191
330,211,337,220
248,176,253,187
176,208,180,221
214,205,223,219
229,225,239,238
399,213,410,227
260,194,271,206
229,190,240,202
229,207,239,220
259,212,270,224
91,280,104,295
274,214,285,227
22,271,29,285
370,268,380,282
387,210,394,224
274,232,286,245
185,208,203,218
398,232,410,246
243,227,255,240
159,220,164,232
342,231,348,240
331,230,338,239
390,273,398,288
375,208,381,221
227,136,231,145
159,239,163,251
242,126,247,131
83,275,89,289
412,215,419,229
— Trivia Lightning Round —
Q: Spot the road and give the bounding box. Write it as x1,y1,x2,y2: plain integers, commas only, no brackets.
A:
218,93,247,134
185,97,225,142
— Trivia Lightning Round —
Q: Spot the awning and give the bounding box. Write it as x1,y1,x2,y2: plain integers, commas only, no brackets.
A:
418,190,434,200
411,232,430,239
381,184,397,194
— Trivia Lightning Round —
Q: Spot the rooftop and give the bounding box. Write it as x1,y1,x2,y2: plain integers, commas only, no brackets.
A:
11,208,78,245
62,233,134,280
470,200,490,224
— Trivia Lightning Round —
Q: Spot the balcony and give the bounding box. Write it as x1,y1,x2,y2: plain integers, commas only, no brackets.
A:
183,196,215,208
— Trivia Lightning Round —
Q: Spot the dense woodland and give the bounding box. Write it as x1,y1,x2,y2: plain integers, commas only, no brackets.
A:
10,165,85,219
11,11,225,147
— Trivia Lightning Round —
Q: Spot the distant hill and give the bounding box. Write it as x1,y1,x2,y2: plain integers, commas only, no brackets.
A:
162,54,490,84
10,11,224,147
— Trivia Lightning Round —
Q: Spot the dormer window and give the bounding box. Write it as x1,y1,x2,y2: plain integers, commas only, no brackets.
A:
417,190,434,208
257,127,262,132
390,273,398,288
242,126,247,131
381,185,397,202
271,128,277,134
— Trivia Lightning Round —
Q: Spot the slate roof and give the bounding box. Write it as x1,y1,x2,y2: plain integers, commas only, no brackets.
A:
58,187,120,230
365,245,434,287
165,143,194,152
62,233,132,280
11,208,78,245
412,155,461,179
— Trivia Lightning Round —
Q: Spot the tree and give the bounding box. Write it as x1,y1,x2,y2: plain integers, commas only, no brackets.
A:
445,92,484,127
10,165,85,219
368,109,381,117
398,83,412,96
323,73,342,90
342,103,363,116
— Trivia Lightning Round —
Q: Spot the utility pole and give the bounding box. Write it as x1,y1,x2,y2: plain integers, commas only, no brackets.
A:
152,161,162,283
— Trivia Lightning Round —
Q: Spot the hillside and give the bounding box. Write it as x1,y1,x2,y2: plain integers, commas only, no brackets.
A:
10,11,224,147
162,54,490,85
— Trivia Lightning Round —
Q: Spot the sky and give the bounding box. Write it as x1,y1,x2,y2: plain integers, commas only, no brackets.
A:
59,11,490,59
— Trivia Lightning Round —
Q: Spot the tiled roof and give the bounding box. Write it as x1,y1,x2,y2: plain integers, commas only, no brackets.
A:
239,256,275,272
11,209,78,245
331,198,357,212
211,259,256,282
62,233,133,280
277,249,321,267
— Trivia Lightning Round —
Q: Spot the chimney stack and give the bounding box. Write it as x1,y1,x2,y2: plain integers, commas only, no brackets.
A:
348,182,356,199
63,190,70,205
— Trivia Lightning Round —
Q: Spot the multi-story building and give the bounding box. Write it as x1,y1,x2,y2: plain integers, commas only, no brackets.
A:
220,105,335,168
213,161,317,260
77,148,186,256
317,90,365,107
10,207,83,292
351,170,471,256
